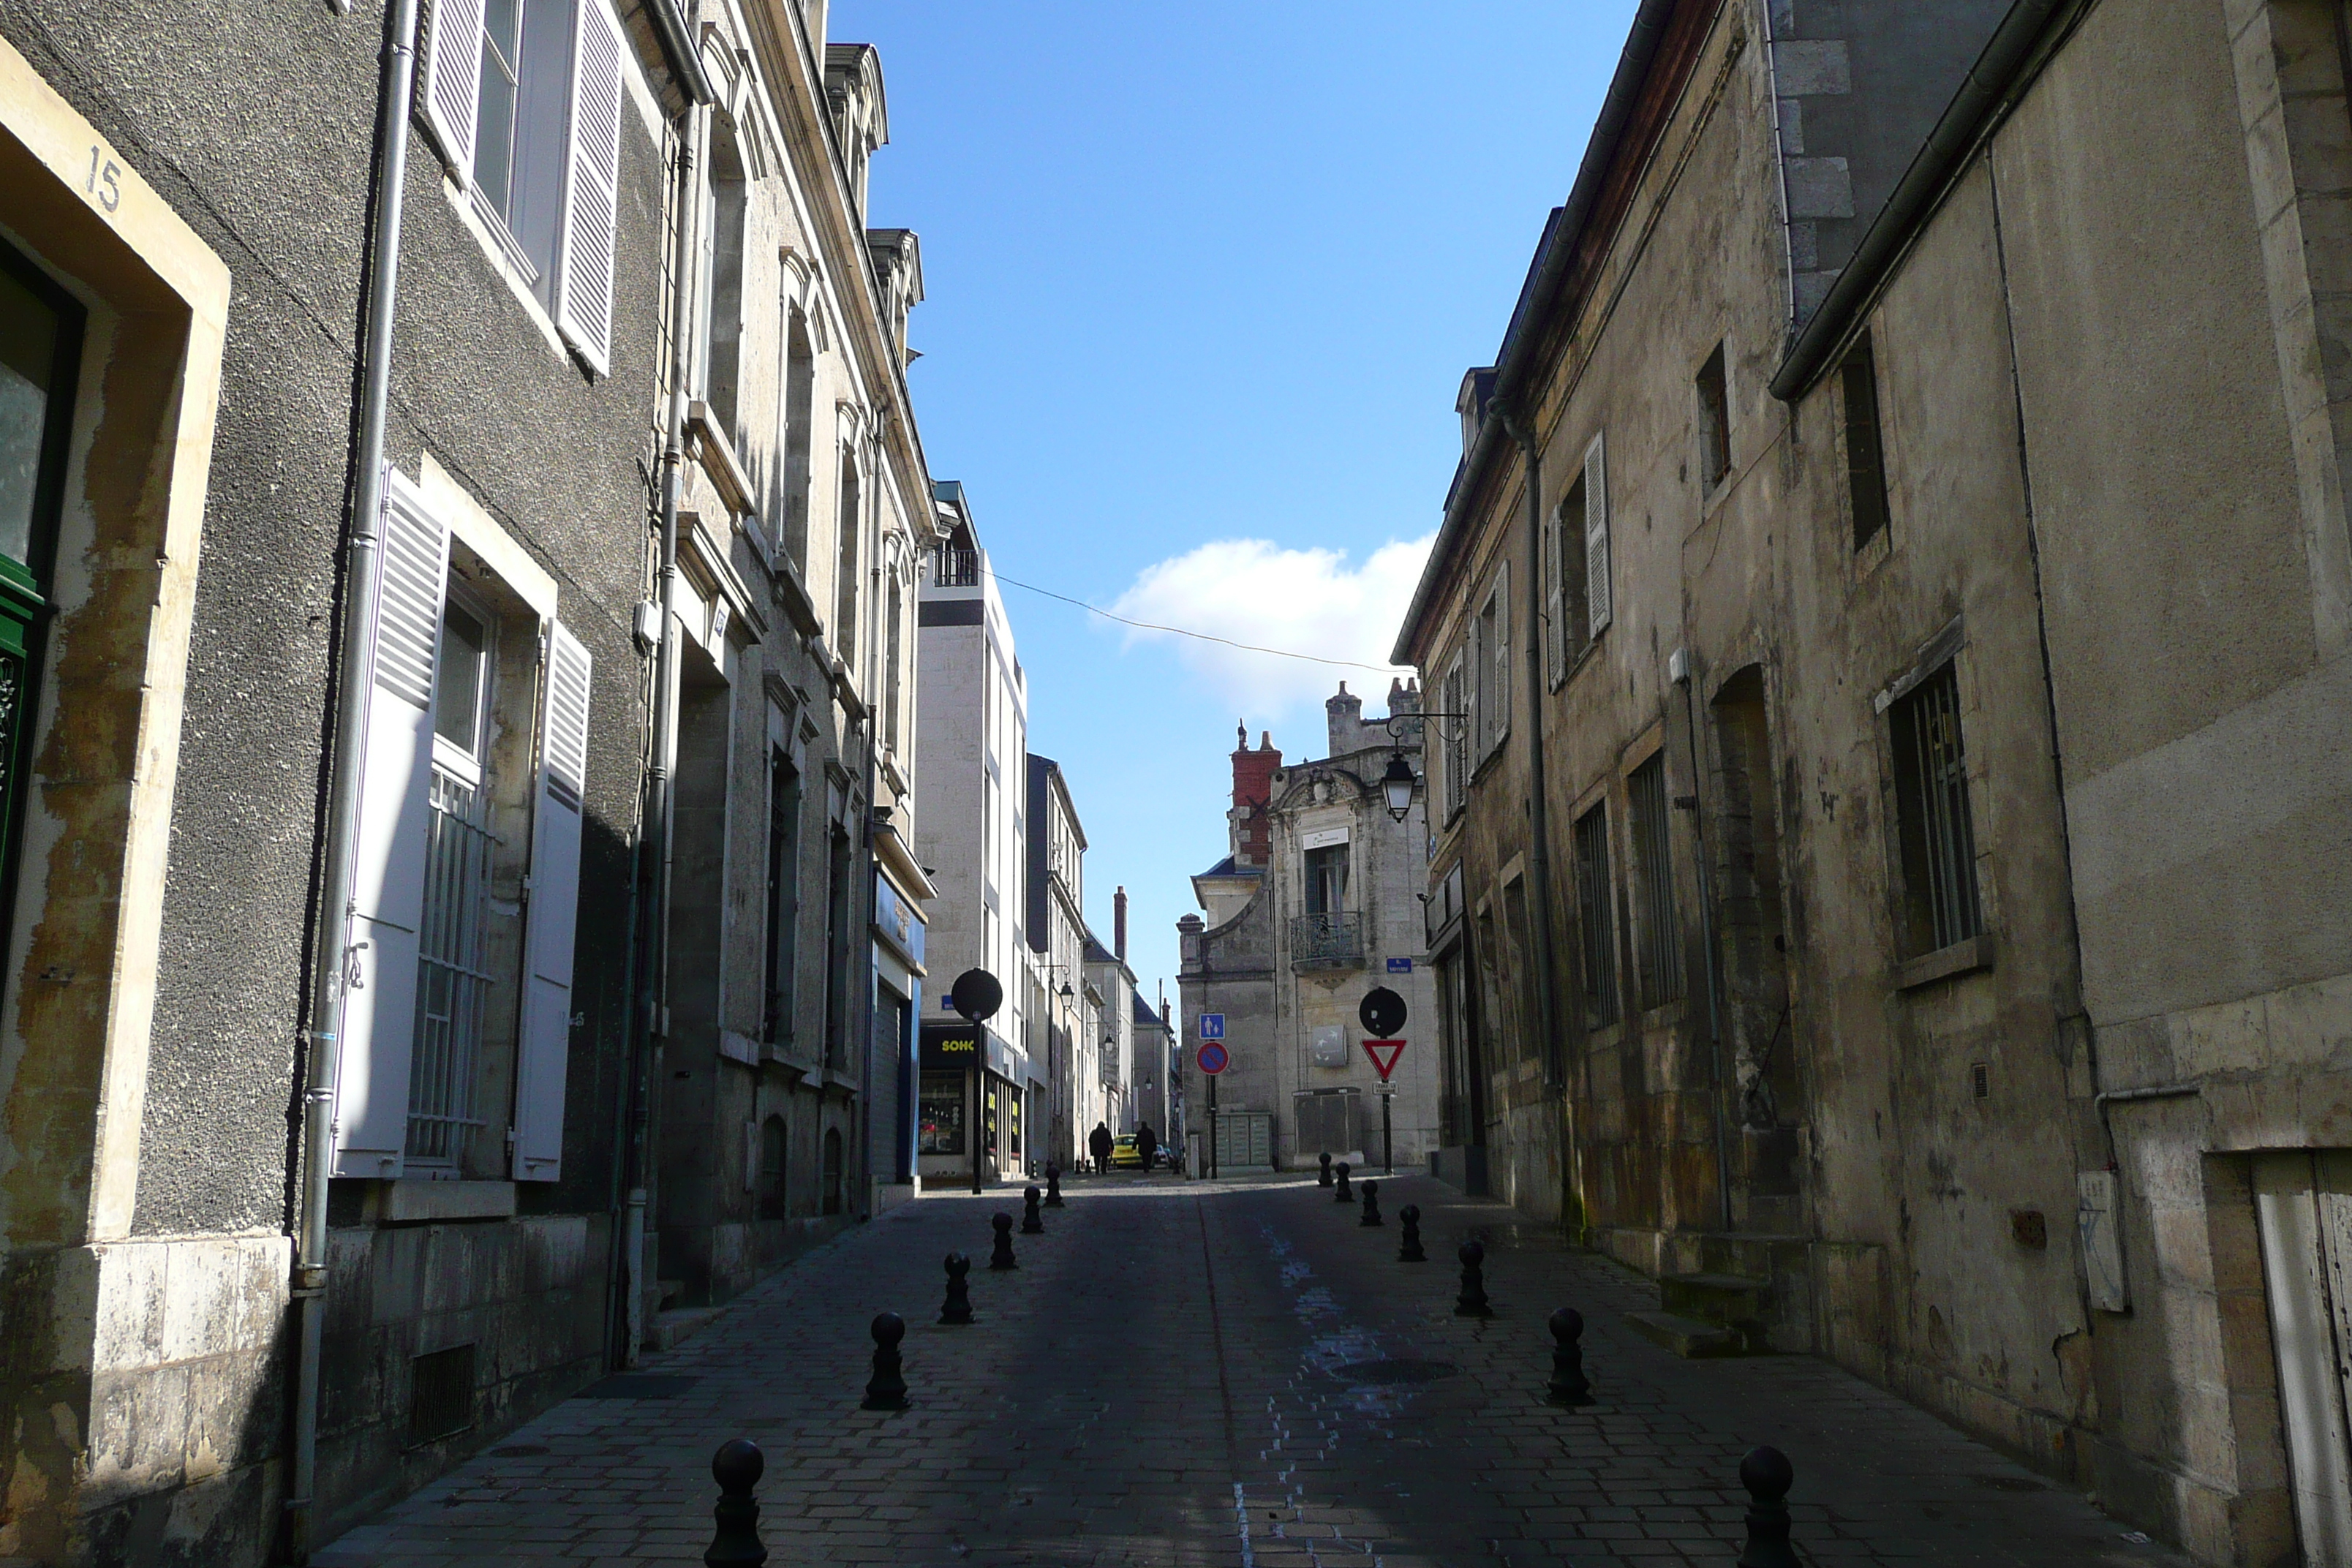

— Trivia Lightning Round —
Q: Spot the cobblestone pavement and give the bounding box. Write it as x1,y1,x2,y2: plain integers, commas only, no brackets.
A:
320,1173,2195,1567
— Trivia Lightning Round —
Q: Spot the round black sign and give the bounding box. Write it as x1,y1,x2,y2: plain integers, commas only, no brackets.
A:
950,968,1004,1023
1359,985,1408,1038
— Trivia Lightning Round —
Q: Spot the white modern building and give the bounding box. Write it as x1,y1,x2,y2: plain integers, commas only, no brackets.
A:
913,481,1036,1183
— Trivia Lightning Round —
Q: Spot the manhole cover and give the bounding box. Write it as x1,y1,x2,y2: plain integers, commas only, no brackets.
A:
577,1374,700,1399
1972,1475,2046,1492
1333,1359,1458,1385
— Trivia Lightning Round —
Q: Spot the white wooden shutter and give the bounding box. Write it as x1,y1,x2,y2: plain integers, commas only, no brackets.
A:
552,0,626,376
419,0,486,181
332,472,451,1179
1542,502,1562,685
512,620,591,1180
1584,434,1612,637
1492,562,1510,747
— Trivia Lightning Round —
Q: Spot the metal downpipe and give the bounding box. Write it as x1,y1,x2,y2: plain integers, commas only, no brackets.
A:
625,96,710,1364
289,0,418,1554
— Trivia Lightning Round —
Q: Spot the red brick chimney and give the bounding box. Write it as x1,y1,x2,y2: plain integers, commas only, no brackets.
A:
1114,886,1128,961
1231,723,1282,869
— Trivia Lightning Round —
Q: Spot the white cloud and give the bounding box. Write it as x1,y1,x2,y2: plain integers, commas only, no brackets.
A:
1105,534,1435,715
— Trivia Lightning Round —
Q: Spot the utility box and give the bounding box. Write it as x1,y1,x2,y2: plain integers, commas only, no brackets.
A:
1311,1025,1349,1068
1211,1110,1273,1172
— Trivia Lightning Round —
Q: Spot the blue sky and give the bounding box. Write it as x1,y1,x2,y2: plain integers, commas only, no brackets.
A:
838,1,1639,1006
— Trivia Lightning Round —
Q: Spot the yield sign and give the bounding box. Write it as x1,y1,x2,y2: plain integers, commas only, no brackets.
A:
1362,1039,1406,1082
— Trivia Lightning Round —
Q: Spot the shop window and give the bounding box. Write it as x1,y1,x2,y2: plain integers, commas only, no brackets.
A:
920,1071,964,1154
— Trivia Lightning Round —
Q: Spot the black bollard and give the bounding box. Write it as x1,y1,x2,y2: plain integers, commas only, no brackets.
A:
1735,1447,1798,1568
1318,1152,1334,1188
1398,1204,1427,1262
989,1211,1019,1270
1022,1185,1045,1235
1333,1162,1353,1203
1454,1239,1492,1317
704,1438,766,1567
862,1312,908,1411
1044,1164,1064,1207
1359,1179,1383,1227
938,1254,973,1325
1547,1307,1594,1406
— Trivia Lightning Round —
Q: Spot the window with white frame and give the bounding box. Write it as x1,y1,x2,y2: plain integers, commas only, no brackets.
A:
331,472,592,1183
1548,431,1609,688
420,0,629,374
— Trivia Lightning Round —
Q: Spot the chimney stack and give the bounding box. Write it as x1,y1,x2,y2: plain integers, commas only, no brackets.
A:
1231,723,1283,869
1114,886,1128,961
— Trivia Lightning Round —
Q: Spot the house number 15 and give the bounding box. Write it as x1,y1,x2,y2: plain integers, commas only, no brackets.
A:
86,147,120,212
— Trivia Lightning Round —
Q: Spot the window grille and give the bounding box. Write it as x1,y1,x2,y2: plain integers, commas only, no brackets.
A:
408,1343,476,1447
1629,756,1684,1009
1573,802,1619,1028
407,770,494,1164
1890,666,1983,953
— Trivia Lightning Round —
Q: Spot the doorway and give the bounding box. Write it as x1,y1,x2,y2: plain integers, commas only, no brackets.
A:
1713,666,1801,1231
2253,1150,2352,1565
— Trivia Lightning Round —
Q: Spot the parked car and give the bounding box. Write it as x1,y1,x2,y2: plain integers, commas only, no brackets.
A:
1109,1134,1145,1169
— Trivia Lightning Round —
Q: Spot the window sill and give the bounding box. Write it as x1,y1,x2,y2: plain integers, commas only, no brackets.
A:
1896,934,1994,992
383,1180,517,1224
1550,633,1605,694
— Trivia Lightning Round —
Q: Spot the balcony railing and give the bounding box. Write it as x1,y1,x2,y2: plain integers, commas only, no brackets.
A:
935,546,979,587
1289,911,1365,971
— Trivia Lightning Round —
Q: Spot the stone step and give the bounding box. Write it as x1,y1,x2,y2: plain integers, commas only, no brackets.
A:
1623,1310,1749,1358
1660,1271,1771,1324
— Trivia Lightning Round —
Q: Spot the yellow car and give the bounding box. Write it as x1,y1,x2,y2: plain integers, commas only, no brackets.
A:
1109,1134,1145,1169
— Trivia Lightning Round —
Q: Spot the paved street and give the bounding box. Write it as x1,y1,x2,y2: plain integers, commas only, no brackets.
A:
320,1176,2193,1568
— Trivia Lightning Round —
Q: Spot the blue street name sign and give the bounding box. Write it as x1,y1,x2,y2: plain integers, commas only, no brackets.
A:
1198,1013,1225,1040
1386,957,1414,973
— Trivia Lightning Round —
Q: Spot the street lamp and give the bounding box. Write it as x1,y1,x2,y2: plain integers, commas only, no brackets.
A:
1380,750,1417,822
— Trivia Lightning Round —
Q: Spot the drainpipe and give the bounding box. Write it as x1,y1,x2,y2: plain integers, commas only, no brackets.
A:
289,0,417,1556
1490,402,1579,1231
623,92,711,1365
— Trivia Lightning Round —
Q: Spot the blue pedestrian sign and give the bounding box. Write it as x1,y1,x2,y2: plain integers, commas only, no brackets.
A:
1198,1013,1225,1041
1386,957,1414,973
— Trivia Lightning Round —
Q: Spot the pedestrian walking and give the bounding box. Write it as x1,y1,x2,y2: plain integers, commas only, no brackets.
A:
1089,1121,1114,1175
1136,1122,1159,1170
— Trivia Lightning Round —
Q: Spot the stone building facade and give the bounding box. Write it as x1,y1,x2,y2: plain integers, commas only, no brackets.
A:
0,0,941,1558
1177,684,1438,1177
913,480,1036,1186
1025,753,1104,1170
1391,1,2352,1563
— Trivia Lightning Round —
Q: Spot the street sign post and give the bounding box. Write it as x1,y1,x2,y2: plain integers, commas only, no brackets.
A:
1357,991,1410,1173
1362,1038,1406,1173
1196,1015,1226,1178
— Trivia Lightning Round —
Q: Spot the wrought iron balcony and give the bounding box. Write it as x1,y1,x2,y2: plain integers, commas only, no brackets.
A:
1289,911,1365,971
934,546,980,587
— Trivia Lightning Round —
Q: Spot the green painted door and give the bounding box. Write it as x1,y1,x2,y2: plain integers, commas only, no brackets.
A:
0,238,86,984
